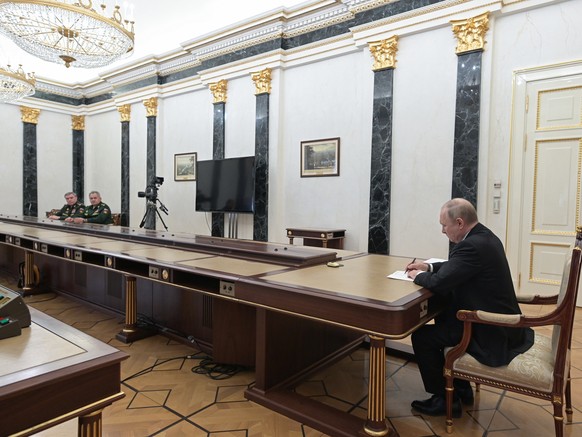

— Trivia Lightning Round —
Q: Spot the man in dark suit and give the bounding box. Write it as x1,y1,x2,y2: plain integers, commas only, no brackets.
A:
405,198,534,417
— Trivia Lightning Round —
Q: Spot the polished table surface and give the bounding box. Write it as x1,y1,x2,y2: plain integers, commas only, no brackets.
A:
0,305,128,436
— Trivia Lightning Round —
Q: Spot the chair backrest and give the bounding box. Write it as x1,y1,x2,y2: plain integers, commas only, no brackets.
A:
549,226,582,367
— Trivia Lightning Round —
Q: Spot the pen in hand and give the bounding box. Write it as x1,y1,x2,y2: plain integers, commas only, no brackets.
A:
405,257,416,273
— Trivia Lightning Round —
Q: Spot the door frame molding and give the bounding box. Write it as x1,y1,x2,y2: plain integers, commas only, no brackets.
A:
506,59,582,292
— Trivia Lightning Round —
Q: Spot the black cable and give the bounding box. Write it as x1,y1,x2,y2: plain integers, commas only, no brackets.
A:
191,357,245,380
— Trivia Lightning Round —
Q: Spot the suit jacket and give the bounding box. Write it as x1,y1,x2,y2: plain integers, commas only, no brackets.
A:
414,222,534,367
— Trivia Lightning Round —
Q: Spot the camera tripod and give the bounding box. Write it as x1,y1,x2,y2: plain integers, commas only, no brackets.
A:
139,198,169,231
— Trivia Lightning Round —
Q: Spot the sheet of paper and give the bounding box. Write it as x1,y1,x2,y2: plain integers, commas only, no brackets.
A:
387,270,413,281
424,257,447,264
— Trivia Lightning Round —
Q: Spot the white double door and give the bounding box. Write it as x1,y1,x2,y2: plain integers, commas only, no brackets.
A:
508,65,582,305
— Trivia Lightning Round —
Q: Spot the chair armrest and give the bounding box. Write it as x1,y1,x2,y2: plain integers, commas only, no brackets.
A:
517,294,558,305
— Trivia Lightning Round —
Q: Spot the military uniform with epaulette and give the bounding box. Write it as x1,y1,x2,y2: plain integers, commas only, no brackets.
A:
55,202,85,220
81,202,113,225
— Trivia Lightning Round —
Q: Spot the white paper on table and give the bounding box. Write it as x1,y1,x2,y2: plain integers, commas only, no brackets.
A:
387,270,413,281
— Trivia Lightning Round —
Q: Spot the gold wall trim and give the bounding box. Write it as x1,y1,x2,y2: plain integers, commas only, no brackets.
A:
531,138,582,233
143,97,158,117
209,79,228,103
117,104,131,122
20,106,40,124
368,35,398,71
72,115,85,131
451,12,489,54
536,85,582,131
251,68,272,95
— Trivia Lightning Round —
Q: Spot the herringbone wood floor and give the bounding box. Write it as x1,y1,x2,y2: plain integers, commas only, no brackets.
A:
3,270,581,437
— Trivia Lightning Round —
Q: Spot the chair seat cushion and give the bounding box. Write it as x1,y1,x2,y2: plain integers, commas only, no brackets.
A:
450,333,567,393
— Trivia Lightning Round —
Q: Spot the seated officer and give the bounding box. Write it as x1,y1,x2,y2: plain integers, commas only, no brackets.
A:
48,192,85,221
72,191,113,225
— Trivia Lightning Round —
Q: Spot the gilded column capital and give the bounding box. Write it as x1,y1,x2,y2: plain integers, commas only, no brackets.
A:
251,68,272,95
118,104,131,122
72,115,85,131
368,36,399,71
20,106,40,124
451,12,490,54
209,79,228,103
143,97,158,117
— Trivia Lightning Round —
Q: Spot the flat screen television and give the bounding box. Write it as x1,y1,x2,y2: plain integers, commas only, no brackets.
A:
196,156,256,213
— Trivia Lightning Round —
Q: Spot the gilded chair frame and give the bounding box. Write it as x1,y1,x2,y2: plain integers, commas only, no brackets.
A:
443,226,582,436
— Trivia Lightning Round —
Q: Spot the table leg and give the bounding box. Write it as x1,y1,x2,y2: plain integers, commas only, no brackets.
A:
22,250,39,296
78,409,102,437
363,335,398,436
115,276,154,343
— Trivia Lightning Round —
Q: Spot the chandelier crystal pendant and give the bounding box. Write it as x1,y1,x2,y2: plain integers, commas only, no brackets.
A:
0,0,135,68
0,64,35,102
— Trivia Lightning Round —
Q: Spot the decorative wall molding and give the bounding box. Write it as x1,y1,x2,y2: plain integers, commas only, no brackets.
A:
71,115,85,131
20,106,40,124
251,68,272,95
117,105,131,122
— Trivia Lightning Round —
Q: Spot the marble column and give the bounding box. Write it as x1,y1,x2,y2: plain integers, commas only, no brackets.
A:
118,105,131,227
450,13,489,206
21,106,40,217
210,80,227,237
367,37,398,254
143,98,158,230
251,68,271,241
71,115,85,203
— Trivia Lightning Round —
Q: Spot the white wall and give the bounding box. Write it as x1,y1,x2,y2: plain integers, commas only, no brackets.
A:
36,110,72,215
278,51,373,249
85,110,121,211
0,103,23,215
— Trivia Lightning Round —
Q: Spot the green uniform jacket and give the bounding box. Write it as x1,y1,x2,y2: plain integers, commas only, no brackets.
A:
55,202,85,219
83,202,113,225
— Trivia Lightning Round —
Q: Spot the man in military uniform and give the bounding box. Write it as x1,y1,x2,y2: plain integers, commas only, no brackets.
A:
48,192,85,221
73,191,113,225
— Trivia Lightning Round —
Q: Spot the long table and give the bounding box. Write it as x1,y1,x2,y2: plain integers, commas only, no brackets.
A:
0,305,128,436
0,215,443,437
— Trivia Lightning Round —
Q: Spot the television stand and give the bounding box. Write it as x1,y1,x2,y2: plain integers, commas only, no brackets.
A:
227,212,239,238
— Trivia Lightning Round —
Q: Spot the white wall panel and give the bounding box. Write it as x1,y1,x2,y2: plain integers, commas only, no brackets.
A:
0,104,23,215
36,110,71,216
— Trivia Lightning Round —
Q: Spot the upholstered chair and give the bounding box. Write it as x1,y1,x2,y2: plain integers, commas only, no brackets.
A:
443,226,582,437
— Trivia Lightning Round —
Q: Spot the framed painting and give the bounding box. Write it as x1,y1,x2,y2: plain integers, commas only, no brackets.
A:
300,137,340,177
174,152,197,181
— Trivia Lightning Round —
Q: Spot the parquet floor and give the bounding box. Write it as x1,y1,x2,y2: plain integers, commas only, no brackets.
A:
3,270,581,437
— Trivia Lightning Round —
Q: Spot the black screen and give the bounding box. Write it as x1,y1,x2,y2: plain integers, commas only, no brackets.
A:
195,156,256,213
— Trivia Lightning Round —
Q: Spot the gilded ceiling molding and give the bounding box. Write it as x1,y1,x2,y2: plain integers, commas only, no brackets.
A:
71,115,85,131
368,35,399,71
118,104,131,122
451,12,490,54
251,68,272,95
20,106,40,124
209,79,228,103
143,97,158,117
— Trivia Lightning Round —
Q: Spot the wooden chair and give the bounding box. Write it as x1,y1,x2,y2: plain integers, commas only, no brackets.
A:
443,226,582,436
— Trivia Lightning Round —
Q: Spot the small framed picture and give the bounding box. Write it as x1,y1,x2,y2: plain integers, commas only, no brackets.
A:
174,152,197,181
300,137,340,177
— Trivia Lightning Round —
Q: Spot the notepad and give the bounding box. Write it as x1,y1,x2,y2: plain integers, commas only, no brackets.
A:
387,270,413,281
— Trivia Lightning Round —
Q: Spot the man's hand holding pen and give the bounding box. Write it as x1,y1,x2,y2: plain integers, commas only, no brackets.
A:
405,258,428,279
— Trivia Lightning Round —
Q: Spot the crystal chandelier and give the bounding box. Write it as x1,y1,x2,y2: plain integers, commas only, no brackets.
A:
0,63,35,102
0,0,135,68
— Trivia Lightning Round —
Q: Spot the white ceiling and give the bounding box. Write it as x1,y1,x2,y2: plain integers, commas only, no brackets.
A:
0,0,308,86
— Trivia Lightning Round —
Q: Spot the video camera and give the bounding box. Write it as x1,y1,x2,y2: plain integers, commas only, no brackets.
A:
138,176,164,202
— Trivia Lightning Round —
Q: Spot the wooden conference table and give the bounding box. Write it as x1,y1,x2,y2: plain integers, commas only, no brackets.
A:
0,215,442,437
0,305,128,437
